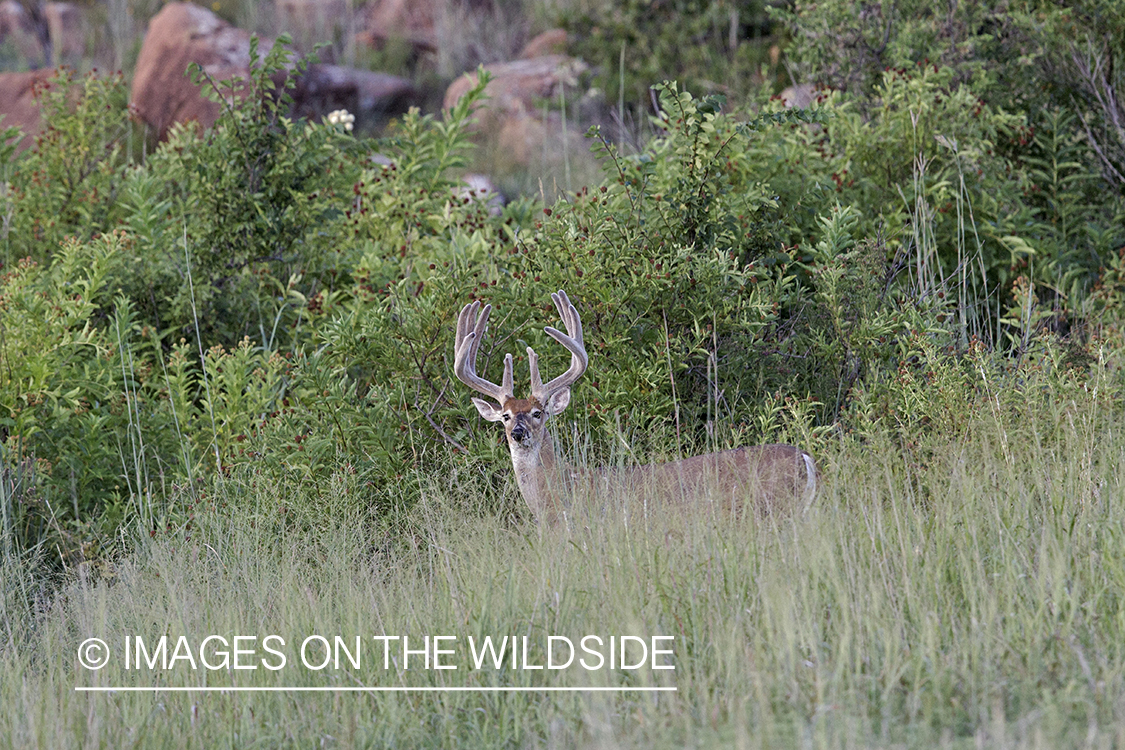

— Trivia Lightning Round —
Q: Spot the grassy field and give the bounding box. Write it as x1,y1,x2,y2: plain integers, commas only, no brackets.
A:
3,396,1123,749
4,1,1125,746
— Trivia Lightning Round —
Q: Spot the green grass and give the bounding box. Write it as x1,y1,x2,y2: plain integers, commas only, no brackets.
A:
3,401,1125,748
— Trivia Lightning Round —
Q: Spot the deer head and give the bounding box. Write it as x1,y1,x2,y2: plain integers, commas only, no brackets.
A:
454,290,587,461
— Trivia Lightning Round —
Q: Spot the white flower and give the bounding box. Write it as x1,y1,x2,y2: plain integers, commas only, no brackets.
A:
326,109,355,132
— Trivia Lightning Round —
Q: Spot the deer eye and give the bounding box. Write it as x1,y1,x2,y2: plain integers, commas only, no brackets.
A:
502,414,510,422
531,410,542,419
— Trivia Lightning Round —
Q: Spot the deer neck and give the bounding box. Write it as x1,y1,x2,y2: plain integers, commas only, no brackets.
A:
510,428,569,520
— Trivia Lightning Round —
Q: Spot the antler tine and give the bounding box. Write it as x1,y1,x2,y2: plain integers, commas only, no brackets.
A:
549,290,583,347
530,290,588,401
527,346,542,393
454,300,513,404
457,301,490,371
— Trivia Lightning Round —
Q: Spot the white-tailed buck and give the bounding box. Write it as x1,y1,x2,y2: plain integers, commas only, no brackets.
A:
454,290,817,523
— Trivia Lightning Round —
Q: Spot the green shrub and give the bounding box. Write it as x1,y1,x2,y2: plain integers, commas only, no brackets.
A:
560,0,780,123
1,68,131,267
771,0,1125,342
771,0,1027,102
223,83,836,508
734,62,1125,347
990,2,1125,192
0,233,156,559
123,36,361,347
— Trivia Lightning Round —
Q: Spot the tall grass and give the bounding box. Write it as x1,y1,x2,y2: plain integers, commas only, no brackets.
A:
2,389,1123,748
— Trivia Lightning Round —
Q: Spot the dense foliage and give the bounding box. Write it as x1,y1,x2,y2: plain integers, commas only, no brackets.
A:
560,0,779,120
2,4,1125,746
1,5,1124,573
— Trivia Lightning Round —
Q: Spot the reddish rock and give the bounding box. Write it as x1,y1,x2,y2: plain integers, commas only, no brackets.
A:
131,3,417,139
443,55,586,169
492,109,586,172
494,108,547,167
518,29,566,60
0,69,55,151
130,2,254,139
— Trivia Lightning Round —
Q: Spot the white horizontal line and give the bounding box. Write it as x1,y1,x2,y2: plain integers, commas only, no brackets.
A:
75,686,677,693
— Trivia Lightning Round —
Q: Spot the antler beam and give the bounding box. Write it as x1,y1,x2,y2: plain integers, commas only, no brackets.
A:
453,300,513,405
529,290,588,403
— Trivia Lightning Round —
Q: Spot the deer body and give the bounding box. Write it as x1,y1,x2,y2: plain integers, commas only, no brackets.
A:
454,291,818,523
510,432,816,522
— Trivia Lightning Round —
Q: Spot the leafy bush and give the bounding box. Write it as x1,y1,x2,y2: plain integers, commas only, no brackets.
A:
1,14,1122,568
124,37,362,347
739,62,1125,348
0,233,156,559
561,0,779,123
771,0,1039,103
1,68,131,267
213,83,838,506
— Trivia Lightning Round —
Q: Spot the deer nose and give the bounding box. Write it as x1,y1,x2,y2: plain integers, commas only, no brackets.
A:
510,424,527,441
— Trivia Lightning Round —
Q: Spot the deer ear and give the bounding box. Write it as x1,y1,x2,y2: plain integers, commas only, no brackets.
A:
545,388,571,416
472,398,505,422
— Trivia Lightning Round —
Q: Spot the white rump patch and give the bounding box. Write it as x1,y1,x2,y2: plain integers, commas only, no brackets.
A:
802,452,817,500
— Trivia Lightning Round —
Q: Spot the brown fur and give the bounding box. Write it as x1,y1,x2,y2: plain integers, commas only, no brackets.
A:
504,419,817,524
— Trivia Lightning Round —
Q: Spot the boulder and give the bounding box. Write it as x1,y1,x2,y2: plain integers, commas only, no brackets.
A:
132,3,416,139
130,2,254,139
492,109,586,173
443,54,585,120
442,54,586,170
494,108,548,167
0,69,55,152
